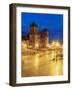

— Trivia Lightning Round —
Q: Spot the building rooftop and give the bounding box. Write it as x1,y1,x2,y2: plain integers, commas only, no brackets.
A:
30,22,38,27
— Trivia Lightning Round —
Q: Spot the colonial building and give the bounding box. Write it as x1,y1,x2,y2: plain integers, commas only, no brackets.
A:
29,22,49,48
40,28,49,48
29,22,40,48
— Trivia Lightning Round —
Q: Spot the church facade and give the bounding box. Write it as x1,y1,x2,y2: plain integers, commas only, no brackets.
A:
29,22,49,48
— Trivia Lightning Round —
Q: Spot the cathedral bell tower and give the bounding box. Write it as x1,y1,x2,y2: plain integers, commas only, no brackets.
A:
29,22,39,48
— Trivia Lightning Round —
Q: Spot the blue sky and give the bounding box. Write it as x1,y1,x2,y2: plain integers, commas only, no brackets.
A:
21,12,63,41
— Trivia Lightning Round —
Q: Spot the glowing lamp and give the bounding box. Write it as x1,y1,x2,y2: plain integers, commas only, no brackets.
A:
35,43,39,48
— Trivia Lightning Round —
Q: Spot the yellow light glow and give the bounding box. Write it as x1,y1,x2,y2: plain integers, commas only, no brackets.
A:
35,43,39,48
28,45,32,48
46,44,49,47
51,51,56,60
23,44,27,48
34,54,39,69
55,42,60,47
51,41,56,45
51,41,60,48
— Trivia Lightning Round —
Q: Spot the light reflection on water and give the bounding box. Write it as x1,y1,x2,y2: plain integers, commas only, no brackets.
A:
21,51,63,77
34,54,39,70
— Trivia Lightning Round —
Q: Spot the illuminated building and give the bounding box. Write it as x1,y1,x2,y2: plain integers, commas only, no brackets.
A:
40,28,49,48
29,22,40,48
29,22,49,48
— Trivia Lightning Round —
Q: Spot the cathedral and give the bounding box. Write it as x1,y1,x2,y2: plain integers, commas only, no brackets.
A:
29,22,49,48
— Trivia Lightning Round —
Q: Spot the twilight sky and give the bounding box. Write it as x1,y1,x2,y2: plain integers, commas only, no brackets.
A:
21,12,63,41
